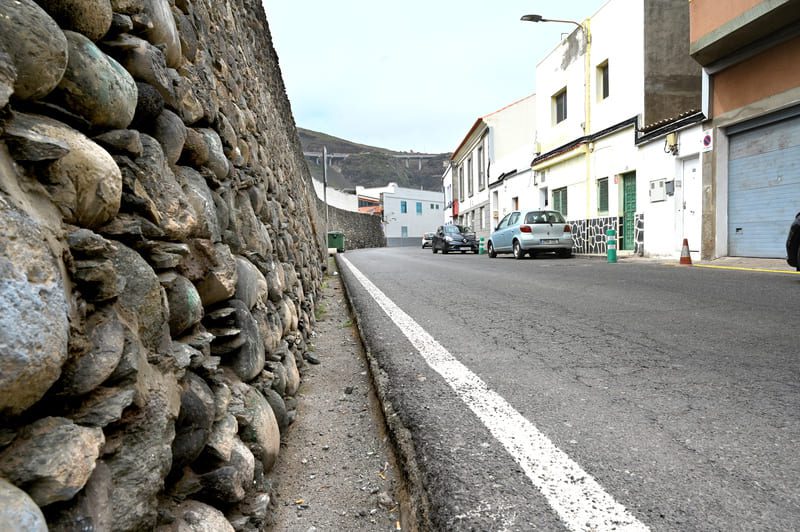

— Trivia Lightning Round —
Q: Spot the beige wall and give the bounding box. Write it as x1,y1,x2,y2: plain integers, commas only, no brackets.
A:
712,35,800,116
689,0,762,42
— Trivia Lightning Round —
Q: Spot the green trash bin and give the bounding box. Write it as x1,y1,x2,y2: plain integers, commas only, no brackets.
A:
327,231,345,253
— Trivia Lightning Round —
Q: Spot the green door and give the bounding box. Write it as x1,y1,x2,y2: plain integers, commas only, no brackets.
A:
622,172,636,251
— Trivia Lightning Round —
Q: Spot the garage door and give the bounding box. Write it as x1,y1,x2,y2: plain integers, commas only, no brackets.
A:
728,113,800,257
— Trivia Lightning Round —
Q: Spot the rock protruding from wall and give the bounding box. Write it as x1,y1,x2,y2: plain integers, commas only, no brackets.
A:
0,0,324,530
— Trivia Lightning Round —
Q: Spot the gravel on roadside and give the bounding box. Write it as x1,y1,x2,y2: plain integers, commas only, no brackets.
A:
267,257,406,531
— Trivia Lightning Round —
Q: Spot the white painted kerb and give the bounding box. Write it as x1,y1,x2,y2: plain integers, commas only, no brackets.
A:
340,256,649,532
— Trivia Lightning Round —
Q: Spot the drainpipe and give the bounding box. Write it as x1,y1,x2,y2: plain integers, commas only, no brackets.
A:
582,20,592,219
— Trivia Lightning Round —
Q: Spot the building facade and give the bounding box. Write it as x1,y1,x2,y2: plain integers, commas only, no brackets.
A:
689,0,800,259
531,0,703,257
450,94,537,242
358,183,444,246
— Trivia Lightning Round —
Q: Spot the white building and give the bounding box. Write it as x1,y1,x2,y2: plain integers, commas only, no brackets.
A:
357,183,444,246
311,177,358,211
531,0,703,257
450,93,536,242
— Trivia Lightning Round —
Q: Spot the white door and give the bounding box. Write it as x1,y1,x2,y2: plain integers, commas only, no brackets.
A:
678,157,701,253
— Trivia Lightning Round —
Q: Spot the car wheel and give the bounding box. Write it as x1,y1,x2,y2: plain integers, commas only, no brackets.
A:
488,241,497,258
432,245,438,254
559,248,573,258
442,245,449,254
796,245,800,272
513,240,525,260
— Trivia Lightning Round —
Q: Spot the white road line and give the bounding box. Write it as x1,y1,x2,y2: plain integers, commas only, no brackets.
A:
340,256,649,532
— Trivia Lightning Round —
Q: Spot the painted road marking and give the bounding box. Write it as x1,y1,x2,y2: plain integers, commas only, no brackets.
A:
692,264,800,274
340,256,649,532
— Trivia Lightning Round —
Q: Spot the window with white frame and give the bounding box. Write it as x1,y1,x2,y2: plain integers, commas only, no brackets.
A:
597,178,609,213
477,146,485,191
553,88,567,124
553,187,568,217
467,156,474,197
458,166,465,201
597,61,609,101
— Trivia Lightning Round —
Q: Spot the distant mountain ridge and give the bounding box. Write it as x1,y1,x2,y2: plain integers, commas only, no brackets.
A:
298,128,450,192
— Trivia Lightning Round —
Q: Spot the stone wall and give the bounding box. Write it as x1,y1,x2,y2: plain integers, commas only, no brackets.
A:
0,1,324,530
318,198,386,250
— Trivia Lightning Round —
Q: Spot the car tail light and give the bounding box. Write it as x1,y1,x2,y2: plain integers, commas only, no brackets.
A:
520,225,532,233
564,224,572,233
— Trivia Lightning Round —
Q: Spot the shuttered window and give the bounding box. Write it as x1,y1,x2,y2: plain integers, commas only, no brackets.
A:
553,187,568,218
597,178,608,213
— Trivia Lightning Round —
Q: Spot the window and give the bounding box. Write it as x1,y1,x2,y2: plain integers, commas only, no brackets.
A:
553,88,567,124
479,206,485,230
458,166,465,201
512,196,519,210
597,61,609,100
508,212,521,227
416,202,422,215
553,187,568,217
400,200,407,213
497,213,511,230
477,146,485,190
430,203,435,209
597,178,609,213
401,226,408,238
467,156,474,197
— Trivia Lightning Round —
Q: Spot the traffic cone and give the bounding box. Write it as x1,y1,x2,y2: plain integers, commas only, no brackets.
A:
679,238,692,265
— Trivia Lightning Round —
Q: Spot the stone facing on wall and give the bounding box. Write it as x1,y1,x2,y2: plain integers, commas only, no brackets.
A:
569,214,645,255
0,0,324,530
318,198,386,250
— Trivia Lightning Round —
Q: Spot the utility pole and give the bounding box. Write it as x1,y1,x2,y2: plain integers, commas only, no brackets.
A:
323,145,329,239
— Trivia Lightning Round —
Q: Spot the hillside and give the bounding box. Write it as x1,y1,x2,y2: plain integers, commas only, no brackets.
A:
298,128,450,191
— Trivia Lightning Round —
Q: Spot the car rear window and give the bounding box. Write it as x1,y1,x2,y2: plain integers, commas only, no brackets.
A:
525,211,565,224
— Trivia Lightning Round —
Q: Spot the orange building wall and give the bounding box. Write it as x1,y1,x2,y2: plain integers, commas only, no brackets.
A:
690,0,763,42
712,35,800,116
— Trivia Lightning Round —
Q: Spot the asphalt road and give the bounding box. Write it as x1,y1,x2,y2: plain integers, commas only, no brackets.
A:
337,247,800,531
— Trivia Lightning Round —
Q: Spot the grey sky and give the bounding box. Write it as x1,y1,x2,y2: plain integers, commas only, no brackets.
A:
262,1,608,154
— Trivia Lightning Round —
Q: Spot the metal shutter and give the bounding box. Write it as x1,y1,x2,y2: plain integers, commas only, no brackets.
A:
728,114,800,257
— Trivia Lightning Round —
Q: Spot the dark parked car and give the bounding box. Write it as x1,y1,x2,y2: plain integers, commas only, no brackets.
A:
432,225,478,254
787,211,800,270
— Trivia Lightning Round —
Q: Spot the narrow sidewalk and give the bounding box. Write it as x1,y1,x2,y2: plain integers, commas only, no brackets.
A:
268,258,404,531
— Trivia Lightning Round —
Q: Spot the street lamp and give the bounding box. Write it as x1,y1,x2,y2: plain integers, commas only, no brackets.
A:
520,14,589,42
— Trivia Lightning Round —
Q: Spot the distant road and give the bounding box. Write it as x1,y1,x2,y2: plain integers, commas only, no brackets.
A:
338,247,800,531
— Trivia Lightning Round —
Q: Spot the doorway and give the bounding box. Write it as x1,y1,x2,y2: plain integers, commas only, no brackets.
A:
679,157,701,253
621,172,636,250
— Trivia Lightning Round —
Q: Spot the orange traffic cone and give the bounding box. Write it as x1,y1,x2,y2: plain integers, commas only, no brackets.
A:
679,238,692,265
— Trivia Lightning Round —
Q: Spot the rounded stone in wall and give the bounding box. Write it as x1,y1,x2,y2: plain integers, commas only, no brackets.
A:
142,0,182,68
0,194,69,417
51,31,137,130
35,0,113,41
0,0,67,101
160,272,203,338
0,478,47,532
14,113,123,229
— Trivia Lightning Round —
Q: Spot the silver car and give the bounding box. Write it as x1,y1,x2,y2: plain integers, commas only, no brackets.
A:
488,210,574,259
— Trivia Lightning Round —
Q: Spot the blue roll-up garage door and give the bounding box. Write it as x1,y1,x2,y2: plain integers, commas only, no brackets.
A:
728,113,800,257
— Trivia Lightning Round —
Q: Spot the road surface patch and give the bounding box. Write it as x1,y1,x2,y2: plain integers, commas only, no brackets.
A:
341,256,649,532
